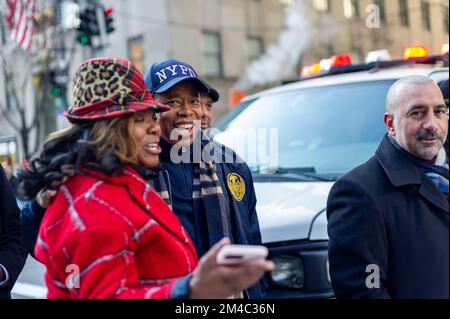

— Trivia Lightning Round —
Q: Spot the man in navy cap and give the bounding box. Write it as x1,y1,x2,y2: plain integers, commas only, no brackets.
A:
144,59,265,299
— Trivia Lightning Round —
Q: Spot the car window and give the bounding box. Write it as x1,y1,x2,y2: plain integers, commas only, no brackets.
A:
214,80,396,176
429,71,449,83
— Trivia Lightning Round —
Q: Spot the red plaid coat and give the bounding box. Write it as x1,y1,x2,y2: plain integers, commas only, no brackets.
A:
35,166,198,299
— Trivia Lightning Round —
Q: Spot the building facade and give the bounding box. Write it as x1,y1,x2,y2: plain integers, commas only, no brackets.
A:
1,0,448,161
95,0,450,120
305,0,449,64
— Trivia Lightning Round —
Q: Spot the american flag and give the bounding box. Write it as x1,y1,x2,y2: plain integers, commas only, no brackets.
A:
3,0,36,50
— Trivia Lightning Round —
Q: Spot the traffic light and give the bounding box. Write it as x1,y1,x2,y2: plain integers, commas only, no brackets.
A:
77,4,99,46
49,69,68,99
104,7,115,34
50,71,61,97
51,86,62,97
77,33,91,46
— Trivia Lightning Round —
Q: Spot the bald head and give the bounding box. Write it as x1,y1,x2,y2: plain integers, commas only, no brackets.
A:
383,75,448,161
386,76,441,114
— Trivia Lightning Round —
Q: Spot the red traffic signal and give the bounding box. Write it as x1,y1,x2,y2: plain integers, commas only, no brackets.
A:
104,7,113,16
103,6,115,34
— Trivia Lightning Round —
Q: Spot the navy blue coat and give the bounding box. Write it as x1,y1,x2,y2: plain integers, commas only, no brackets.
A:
327,135,449,299
0,165,27,299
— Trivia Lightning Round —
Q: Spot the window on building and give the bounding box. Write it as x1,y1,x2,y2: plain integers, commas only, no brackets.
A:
313,0,331,13
202,31,223,77
375,0,386,24
443,4,449,34
248,37,264,62
343,0,359,19
399,0,409,27
127,36,145,74
422,0,431,31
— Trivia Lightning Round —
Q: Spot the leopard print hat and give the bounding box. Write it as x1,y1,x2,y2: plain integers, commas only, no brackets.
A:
65,57,170,123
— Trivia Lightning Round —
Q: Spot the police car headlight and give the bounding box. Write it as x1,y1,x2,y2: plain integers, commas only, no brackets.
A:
270,256,304,289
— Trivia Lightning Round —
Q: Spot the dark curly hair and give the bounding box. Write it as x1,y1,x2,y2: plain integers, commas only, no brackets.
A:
17,115,159,201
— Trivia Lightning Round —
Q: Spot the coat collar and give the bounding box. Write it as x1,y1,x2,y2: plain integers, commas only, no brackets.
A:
82,166,196,251
376,134,448,213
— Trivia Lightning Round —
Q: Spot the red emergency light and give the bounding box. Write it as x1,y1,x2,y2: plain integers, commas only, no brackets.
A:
330,54,352,67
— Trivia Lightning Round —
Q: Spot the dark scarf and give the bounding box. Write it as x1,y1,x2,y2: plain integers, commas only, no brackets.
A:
387,135,449,194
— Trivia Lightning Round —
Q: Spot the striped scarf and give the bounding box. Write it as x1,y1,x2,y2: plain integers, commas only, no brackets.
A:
149,138,234,250
425,168,449,194
193,161,244,298
424,148,449,195
193,161,233,248
387,136,449,195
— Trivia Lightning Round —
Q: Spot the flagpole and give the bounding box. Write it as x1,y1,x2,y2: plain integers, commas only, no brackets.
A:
0,13,12,111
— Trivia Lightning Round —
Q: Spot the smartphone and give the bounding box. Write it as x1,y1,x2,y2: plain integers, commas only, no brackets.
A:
216,245,268,265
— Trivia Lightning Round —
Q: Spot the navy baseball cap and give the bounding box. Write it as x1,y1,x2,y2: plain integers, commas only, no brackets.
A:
144,59,209,94
205,83,219,102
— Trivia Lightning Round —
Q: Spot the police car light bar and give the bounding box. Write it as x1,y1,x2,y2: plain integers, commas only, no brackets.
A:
319,58,332,71
296,47,447,81
365,49,392,63
301,63,321,77
330,54,352,67
301,54,353,77
403,46,428,60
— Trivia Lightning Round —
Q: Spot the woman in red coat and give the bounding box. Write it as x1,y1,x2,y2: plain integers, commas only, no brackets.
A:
18,57,273,299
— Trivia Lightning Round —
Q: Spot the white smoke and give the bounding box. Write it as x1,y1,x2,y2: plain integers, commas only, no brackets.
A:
234,0,312,90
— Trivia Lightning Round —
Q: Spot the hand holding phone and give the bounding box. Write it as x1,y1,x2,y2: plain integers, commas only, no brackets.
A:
216,244,268,265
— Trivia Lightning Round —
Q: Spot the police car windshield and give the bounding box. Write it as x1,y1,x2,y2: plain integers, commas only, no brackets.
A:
214,80,396,177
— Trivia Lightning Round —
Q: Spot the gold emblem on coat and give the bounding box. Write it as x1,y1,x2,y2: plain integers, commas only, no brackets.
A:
227,173,245,202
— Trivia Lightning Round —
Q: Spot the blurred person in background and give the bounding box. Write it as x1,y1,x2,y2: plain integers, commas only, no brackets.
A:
200,84,219,133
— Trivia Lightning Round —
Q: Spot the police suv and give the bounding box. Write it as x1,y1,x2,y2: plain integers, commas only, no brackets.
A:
214,47,449,298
